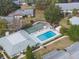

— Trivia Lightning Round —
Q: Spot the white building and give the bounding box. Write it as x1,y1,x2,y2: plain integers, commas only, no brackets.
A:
0,30,36,57
69,16,79,25
0,22,61,58
56,3,79,13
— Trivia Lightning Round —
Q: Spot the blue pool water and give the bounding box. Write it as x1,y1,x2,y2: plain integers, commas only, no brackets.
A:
37,31,56,41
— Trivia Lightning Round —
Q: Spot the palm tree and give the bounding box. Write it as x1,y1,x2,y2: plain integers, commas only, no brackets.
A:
0,0,20,16
65,25,79,42
26,46,36,59
0,19,8,37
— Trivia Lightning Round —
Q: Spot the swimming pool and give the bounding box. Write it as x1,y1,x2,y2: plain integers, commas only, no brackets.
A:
37,31,56,41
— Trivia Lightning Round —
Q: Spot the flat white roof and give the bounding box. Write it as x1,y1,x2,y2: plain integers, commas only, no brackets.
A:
56,3,79,11
69,16,79,25
6,32,26,45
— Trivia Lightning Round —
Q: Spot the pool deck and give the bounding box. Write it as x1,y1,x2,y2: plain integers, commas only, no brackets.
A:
30,28,61,44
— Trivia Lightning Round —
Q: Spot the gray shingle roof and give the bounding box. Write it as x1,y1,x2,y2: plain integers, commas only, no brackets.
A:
8,9,34,16
43,50,70,59
0,30,36,57
56,3,79,11
43,42,79,59
69,16,79,25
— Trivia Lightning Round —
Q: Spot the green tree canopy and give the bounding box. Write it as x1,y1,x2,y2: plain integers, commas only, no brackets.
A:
66,25,79,42
61,25,79,42
0,0,20,16
58,0,71,3
36,0,52,10
26,46,35,59
58,0,66,3
44,3,62,24
58,0,68,3
0,19,8,37
72,9,78,16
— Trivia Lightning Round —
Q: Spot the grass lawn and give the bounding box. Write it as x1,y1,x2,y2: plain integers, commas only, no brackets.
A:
59,17,71,28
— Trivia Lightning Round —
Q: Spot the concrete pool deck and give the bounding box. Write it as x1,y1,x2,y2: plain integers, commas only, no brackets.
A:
30,28,61,44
